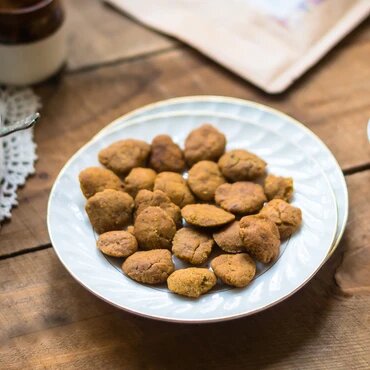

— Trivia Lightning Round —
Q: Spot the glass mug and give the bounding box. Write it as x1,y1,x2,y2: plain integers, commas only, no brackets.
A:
0,0,66,85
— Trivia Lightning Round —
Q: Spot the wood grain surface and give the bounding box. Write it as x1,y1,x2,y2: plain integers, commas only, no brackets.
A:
2,30,370,255
335,170,370,294
1,171,370,368
66,0,176,71
0,1,369,369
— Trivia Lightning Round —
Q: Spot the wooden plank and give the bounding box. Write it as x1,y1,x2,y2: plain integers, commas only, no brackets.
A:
335,170,370,294
65,0,176,71
1,167,370,370
1,21,370,255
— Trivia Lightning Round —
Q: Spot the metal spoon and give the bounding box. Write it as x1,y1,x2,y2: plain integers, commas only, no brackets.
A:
0,112,40,137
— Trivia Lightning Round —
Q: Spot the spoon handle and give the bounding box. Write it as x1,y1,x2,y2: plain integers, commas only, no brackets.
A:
0,112,40,137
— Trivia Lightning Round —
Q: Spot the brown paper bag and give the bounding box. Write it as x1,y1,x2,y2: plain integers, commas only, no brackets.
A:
106,0,370,93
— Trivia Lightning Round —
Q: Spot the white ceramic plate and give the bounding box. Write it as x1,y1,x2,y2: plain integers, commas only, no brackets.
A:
48,112,337,323
97,96,348,256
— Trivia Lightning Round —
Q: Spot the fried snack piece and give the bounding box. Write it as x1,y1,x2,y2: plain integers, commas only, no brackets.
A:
122,249,174,284
98,139,150,176
215,181,266,215
167,268,217,298
218,149,266,181
184,124,226,166
97,230,138,257
154,172,195,208
239,215,280,264
79,167,124,198
264,174,293,202
123,167,156,198
126,225,135,235
134,206,176,250
188,160,226,201
182,204,235,227
85,189,134,234
259,199,302,239
172,228,214,265
211,253,256,288
213,221,244,253
149,135,185,173
134,189,182,228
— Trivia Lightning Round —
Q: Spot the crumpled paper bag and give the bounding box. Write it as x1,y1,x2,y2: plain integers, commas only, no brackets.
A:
106,0,370,93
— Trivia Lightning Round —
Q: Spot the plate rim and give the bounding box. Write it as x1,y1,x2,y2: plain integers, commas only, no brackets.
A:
93,95,348,256
47,111,338,323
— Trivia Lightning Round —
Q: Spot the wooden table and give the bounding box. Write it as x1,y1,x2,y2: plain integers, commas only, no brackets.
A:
1,1,369,368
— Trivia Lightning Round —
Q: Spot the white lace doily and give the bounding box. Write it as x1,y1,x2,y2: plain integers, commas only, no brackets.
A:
0,87,40,223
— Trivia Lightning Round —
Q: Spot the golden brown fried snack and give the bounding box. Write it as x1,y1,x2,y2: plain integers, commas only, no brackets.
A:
85,189,134,234
264,174,293,202
134,206,176,250
172,228,214,265
154,172,195,208
215,181,266,215
97,230,138,257
122,249,174,284
239,215,280,264
188,160,226,201
213,221,244,253
123,167,156,198
184,124,226,166
126,225,135,235
218,149,266,181
79,167,123,198
134,189,182,228
211,253,256,288
149,135,185,173
259,199,302,239
182,204,235,227
167,268,217,297
98,139,150,176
